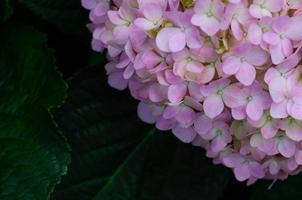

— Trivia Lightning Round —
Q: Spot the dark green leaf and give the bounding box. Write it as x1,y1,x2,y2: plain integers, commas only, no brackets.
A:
53,63,231,200
0,24,70,200
18,0,89,37
0,0,13,23
252,174,302,200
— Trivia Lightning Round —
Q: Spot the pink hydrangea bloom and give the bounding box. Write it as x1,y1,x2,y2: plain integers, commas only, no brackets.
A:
83,0,302,184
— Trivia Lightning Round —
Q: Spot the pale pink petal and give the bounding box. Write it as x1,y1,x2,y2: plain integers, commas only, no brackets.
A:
163,105,179,119
261,122,278,139
278,138,296,158
249,162,264,179
168,83,187,103
156,117,176,131
108,70,128,90
149,83,167,102
270,101,288,118
270,42,285,65
194,115,213,136
235,62,256,86
281,38,293,57
285,121,302,141
134,18,156,30
211,137,227,153
248,23,262,45
223,85,248,108
191,14,220,36
169,31,186,52
234,164,250,181
295,150,302,164
247,99,263,121
263,32,280,46
231,20,243,40
285,16,302,41
137,102,157,124
222,56,241,75
203,94,224,118
172,126,197,143
268,77,286,103
290,103,302,120
175,106,196,127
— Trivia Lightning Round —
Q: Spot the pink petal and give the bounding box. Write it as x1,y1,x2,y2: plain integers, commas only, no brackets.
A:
172,126,197,143
235,62,256,86
285,120,302,141
163,105,179,119
168,83,187,103
156,27,181,52
270,43,285,65
281,38,293,57
249,162,264,179
231,20,243,40
175,106,196,127
149,83,167,102
156,117,176,131
137,102,157,124
194,115,213,136
263,32,280,46
203,94,224,118
191,14,220,36
234,164,250,181
278,138,296,158
290,103,302,120
261,122,278,139
285,16,302,41
295,150,302,164
169,31,186,52
135,18,156,30
223,85,248,108
246,99,263,121
108,70,128,90
248,23,262,45
270,101,288,118
211,137,227,153
268,77,286,103
222,56,241,75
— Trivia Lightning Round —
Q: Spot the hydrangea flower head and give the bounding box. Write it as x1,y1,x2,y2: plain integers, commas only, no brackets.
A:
83,0,302,184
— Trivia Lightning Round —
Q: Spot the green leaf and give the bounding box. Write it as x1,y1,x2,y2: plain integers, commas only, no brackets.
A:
0,0,13,23
0,24,70,200
18,0,88,37
53,63,231,200
251,174,302,200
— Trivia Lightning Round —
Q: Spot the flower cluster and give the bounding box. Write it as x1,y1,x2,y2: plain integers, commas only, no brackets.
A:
82,0,302,184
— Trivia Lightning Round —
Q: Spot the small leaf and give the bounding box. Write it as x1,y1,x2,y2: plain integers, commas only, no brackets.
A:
53,63,231,200
0,23,70,200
